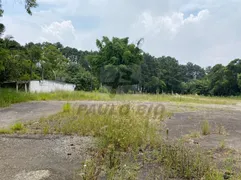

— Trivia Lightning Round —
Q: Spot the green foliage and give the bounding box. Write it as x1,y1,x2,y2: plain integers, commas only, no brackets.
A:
29,105,160,151
11,122,24,132
90,37,143,91
98,86,109,93
140,54,205,94
1,89,240,108
201,120,211,135
62,103,71,112
1,35,241,96
0,128,12,134
0,89,36,107
65,64,98,91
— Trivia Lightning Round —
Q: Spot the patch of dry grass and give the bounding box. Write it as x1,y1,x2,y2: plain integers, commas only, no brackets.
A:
1,88,241,108
22,104,232,179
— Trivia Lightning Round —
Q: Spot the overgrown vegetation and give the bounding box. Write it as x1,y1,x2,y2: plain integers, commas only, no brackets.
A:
62,102,71,112
0,89,36,107
0,128,11,134
201,120,211,135
11,122,24,131
26,104,161,150
0,122,24,134
15,104,239,179
1,88,240,108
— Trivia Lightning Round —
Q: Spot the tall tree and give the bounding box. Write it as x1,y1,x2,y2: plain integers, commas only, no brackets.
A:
0,5,4,36
41,42,68,80
90,36,143,92
26,43,42,80
157,56,183,93
184,62,205,81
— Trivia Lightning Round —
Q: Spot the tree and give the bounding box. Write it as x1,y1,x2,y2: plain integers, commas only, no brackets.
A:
65,63,98,91
0,7,4,36
184,62,205,81
25,43,41,80
157,56,184,93
208,64,229,96
0,48,10,82
2,34,241,96
90,36,143,93
40,42,68,80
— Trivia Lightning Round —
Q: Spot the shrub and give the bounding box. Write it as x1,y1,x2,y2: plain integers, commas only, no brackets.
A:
201,120,210,135
11,122,24,132
98,86,109,94
62,103,71,112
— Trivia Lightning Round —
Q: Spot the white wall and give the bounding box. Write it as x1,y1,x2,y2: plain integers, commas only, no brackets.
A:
29,80,76,93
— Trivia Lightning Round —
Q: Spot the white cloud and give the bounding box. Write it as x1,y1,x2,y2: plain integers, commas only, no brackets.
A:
185,9,209,23
1,0,241,67
40,20,95,50
89,0,109,6
37,0,68,5
41,20,76,42
137,9,209,35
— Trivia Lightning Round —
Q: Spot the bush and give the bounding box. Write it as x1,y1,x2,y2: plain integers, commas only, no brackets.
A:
98,86,109,94
11,122,24,132
29,104,160,151
201,120,211,135
62,103,71,112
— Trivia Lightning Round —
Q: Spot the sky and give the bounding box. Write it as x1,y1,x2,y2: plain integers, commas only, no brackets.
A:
1,0,241,67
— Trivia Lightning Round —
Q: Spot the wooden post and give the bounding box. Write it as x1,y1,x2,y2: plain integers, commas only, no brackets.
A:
16,82,18,92
25,83,27,92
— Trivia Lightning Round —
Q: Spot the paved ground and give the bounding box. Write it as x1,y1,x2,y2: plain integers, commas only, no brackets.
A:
1,101,241,180
0,134,94,180
0,101,64,128
164,110,241,150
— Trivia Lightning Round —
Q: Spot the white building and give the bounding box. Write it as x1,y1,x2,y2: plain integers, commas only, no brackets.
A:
29,80,76,93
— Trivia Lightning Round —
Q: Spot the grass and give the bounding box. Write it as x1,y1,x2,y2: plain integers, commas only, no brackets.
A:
1,88,241,108
219,139,226,150
11,122,24,131
0,89,36,107
21,104,238,179
62,102,71,112
181,131,202,142
216,123,227,135
201,120,211,135
0,128,12,134
1,91,241,178
0,122,24,134
26,104,161,150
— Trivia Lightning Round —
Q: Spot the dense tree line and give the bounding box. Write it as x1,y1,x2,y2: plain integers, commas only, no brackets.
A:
0,33,241,96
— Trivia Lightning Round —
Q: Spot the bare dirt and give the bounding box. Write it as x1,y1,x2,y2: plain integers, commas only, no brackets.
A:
1,101,241,180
